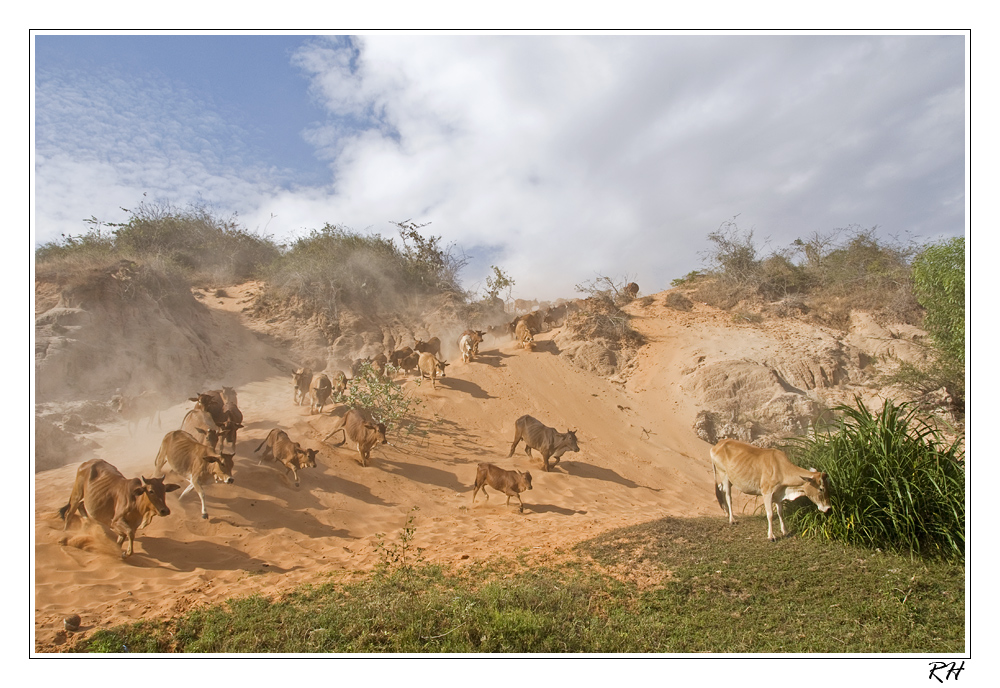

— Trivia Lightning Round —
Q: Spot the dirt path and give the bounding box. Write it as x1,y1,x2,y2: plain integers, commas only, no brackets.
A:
34,287,724,652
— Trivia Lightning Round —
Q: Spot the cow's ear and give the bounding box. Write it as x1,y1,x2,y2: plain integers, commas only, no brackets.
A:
131,485,145,498
235,423,244,429
205,455,220,464
165,483,182,492
188,397,199,402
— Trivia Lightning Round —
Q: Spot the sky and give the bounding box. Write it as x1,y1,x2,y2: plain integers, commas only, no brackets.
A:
32,33,968,302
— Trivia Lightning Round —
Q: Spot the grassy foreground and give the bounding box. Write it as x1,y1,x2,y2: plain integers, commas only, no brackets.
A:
73,516,964,654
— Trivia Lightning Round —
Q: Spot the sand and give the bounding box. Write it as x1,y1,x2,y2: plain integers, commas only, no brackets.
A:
33,289,769,652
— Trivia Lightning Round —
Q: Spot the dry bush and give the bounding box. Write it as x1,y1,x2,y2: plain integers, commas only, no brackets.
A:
663,292,693,311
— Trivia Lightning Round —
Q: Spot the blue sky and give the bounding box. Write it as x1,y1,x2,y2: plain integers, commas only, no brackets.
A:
32,33,968,301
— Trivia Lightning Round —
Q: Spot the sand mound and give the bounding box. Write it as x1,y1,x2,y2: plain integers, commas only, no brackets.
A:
34,278,931,652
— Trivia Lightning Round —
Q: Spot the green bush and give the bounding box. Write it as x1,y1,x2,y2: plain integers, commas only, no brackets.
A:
787,398,965,560
913,237,965,368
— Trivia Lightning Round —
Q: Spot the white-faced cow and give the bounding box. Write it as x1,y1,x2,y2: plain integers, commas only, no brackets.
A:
710,438,832,541
472,463,533,513
459,333,475,363
58,459,180,558
293,368,313,406
323,408,387,467
309,373,334,414
153,430,235,520
416,351,448,388
255,428,318,487
508,415,580,472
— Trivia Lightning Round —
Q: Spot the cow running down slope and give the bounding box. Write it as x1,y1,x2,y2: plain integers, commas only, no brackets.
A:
323,408,388,467
508,415,580,472
58,459,180,558
255,428,318,487
472,463,533,513
153,430,235,519
710,438,832,541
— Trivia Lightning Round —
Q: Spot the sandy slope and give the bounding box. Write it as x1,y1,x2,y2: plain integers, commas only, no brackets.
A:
34,288,736,652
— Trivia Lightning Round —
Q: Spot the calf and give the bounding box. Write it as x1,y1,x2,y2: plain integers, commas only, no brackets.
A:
472,462,533,513
255,428,318,487
58,459,179,558
323,408,387,467
399,351,421,376
417,351,449,388
153,430,235,519
459,333,475,363
293,368,313,406
711,438,832,541
309,373,333,414
331,370,349,398
181,394,221,452
508,415,580,472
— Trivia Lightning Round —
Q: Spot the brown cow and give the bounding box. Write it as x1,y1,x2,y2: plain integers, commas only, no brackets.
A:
213,387,243,455
624,282,639,300
414,337,442,359
181,393,221,451
459,330,485,356
255,428,318,487
292,368,313,406
331,370,349,398
417,351,448,388
399,351,421,375
309,373,333,414
711,439,832,541
58,459,180,558
514,319,535,349
110,390,164,435
323,408,387,467
389,347,414,368
153,430,235,519
472,463,533,513
508,415,580,472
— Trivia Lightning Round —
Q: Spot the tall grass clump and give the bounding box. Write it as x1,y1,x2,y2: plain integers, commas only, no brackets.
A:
787,398,965,560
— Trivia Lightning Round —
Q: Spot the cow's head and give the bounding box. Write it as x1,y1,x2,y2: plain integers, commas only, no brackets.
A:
366,422,388,445
136,475,181,517
436,360,448,376
799,471,832,512
297,446,319,469
519,471,533,492
564,430,581,453
205,453,236,484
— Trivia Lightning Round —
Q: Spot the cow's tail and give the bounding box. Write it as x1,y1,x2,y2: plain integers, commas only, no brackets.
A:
711,458,728,514
57,504,69,520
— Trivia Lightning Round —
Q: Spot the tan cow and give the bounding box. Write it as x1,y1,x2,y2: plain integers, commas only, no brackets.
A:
323,408,387,467
211,388,243,455
459,330,484,357
153,430,235,520
293,368,313,406
624,282,639,300
508,415,580,472
309,373,333,414
255,428,318,487
472,463,533,513
459,333,475,363
514,319,535,349
331,370,349,398
58,459,180,558
416,351,449,388
710,438,832,541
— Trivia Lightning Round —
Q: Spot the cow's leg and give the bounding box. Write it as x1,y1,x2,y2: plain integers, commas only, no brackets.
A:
763,493,776,541
542,452,551,472
287,463,300,487
774,500,788,537
723,481,735,524
192,481,209,519
472,480,486,503
110,515,136,557
508,428,523,457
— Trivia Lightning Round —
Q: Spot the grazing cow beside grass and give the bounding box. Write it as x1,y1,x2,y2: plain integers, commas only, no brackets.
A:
508,415,580,472
153,430,235,520
323,408,387,467
310,373,333,414
255,428,318,487
293,368,313,406
710,438,832,541
59,459,180,558
472,463,533,513
417,351,449,388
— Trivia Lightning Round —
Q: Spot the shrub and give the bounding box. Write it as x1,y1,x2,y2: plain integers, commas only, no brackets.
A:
912,237,965,368
786,398,965,560
338,361,421,434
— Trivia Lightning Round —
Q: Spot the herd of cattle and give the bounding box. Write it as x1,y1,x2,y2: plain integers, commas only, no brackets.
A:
55,292,835,560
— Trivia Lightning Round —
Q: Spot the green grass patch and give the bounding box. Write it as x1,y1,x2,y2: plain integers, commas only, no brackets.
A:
72,517,964,654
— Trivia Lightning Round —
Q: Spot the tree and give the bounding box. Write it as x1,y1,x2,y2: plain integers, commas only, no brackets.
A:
483,265,515,304
912,236,965,368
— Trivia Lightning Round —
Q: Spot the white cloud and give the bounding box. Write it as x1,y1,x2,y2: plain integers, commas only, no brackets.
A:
34,35,966,302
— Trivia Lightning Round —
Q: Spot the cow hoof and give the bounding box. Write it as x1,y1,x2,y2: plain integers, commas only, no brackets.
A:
202,514,208,520
294,482,300,487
